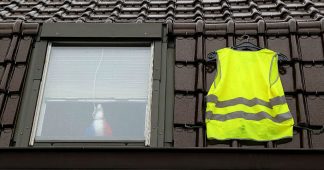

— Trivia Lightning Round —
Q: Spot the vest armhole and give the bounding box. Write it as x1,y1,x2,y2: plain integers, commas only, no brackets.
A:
269,53,279,87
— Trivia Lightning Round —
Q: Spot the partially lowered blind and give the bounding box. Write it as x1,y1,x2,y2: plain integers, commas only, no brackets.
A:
44,46,152,100
33,45,153,142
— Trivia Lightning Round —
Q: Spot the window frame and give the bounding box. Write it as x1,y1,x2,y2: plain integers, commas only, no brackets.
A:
32,42,154,145
14,23,173,147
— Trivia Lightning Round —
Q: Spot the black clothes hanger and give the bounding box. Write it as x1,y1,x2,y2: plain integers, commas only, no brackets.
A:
206,34,289,62
207,51,217,62
207,50,288,62
232,35,262,51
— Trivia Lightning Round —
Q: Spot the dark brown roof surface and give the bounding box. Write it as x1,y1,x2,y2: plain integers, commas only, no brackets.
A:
173,20,324,148
0,0,323,23
0,1,324,150
0,21,38,147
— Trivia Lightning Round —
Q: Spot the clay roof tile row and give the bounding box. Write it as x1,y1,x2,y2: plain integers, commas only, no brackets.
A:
0,0,324,150
0,0,323,23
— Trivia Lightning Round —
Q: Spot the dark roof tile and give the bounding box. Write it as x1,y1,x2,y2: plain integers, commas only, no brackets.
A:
196,63,204,91
8,65,26,93
0,93,5,113
294,63,304,91
196,36,203,60
235,35,258,46
266,22,290,34
303,65,324,92
204,24,227,36
205,64,216,93
0,67,6,86
1,95,20,127
0,128,12,147
173,21,324,148
0,37,11,63
296,93,308,123
0,0,323,23
306,95,324,125
4,36,19,62
0,22,18,36
21,23,39,35
197,127,205,147
0,63,11,92
175,64,196,92
235,22,259,35
297,20,322,34
175,37,196,62
174,94,196,124
196,93,204,123
286,95,298,124
207,140,232,148
267,36,291,60
173,127,198,147
0,1,324,151
172,23,196,36
275,130,303,148
15,36,33,63
311,134,324,148
280,65,295,93
238,141,268,148
204,37,227,61
299,35,324,62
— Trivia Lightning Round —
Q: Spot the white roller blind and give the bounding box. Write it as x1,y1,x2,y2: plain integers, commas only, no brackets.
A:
32,45,153,143
44,46,152,100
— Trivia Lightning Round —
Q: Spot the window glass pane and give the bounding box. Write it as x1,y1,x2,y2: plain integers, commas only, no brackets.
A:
34,46,152,141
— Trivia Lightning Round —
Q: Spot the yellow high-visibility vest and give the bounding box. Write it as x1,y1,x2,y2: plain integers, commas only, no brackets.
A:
206,47,294,141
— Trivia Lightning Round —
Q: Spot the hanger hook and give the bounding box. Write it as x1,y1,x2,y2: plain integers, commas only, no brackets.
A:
241,33,250,43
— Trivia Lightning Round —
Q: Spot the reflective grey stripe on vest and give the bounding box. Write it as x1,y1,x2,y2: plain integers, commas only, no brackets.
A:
205,111,293,123
206,94,287,109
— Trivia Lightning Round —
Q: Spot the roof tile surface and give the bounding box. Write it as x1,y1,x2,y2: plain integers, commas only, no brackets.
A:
0,0,323,150
0,0,323,23
173,20,324,148
0,21,38,147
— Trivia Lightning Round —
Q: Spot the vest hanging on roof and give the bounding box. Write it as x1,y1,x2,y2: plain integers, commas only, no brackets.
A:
205,47,294,141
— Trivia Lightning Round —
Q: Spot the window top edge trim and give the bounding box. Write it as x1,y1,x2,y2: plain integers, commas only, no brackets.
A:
40,23,164,39
50,41,152,47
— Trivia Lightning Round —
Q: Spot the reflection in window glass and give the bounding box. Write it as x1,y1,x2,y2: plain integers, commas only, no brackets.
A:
33,45,153,142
